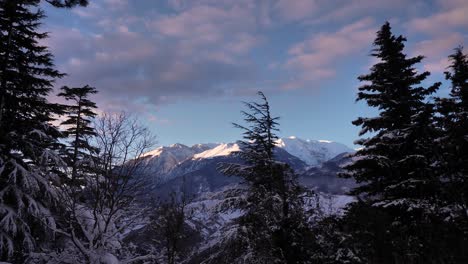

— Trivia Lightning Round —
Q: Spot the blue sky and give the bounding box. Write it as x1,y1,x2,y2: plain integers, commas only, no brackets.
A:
42,0,468,148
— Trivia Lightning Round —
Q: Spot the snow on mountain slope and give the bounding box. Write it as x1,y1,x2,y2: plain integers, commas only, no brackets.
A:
193,143,240,159
143,143,192,159
190,143,220,153
275,136,353,166
141,143,220,180
137,137,352,185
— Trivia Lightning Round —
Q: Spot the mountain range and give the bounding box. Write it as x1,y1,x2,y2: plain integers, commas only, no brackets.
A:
126,137,356,260
138,136,356,198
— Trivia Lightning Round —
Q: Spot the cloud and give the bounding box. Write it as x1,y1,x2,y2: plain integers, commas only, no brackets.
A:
407,0,468,34
274,0,318,21
414,33,464,59
46,0,263,113
408,8,468,34
282,17,376,89
412,33,465,72
406,0,468,73
43,0,468,114
103,0,128,10
310,0,423,24
423,58,451,73
148,4,260,56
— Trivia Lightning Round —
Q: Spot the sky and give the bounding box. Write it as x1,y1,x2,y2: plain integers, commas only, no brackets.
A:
41,0,468,148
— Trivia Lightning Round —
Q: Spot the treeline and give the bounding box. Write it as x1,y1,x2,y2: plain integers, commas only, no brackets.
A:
0,1,467,263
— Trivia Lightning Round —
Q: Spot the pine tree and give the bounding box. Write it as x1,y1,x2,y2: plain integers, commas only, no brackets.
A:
0,0,86,261
218,92,316,264
341,22,442,262
435,47,468,260
437,47,468,217
58,85,98,185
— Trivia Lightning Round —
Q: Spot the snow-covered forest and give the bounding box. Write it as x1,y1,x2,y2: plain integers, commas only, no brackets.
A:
1,1,468,263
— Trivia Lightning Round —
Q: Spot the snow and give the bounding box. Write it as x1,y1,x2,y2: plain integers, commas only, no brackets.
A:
140,143,221,181
193,143,240,159
137,137,352,185
317,194,355,215
142,144,193,158
143,143,221,158
141,137,351,166
275,137,353,166
100,253,119,264
141,146,165,158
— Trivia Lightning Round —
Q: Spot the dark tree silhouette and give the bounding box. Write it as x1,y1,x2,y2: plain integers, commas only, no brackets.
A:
0,0,88,261
341,22,444,263
215,92,316,264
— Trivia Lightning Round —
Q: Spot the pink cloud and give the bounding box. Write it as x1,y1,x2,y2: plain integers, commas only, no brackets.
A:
423,58,451,73
103,0,128,10
147,3,262,64
45,1,261,113
310,0,420,24
437,0,468,9
283,17,376,89
147,114,172,125
411,32,466,73
407,1,468,34
275,0,318,21
413,33,464,59
150,5,255,40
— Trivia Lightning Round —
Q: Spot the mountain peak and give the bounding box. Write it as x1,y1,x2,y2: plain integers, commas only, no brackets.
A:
193,143,240,159
142,137,352,171
169,143,188,148
275,137,353,166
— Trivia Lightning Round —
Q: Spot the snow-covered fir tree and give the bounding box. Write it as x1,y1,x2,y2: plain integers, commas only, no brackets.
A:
0,0,86,261
341,22,446,262
212,92,317,264
435,46,468,259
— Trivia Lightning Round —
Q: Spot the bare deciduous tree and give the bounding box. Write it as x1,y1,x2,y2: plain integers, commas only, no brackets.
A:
33,112,157,264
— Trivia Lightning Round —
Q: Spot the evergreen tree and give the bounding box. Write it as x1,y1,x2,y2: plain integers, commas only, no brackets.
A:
341,22,443,262
435,46,468,260
58,85,98,185
217,92,316,264
0,0,86,261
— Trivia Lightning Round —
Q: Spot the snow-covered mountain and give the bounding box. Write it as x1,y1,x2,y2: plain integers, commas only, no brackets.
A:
136,137,355,198
142,136,353,173
153,146,308,199
192,143,240,160
141,143,218,181
125,138,356,261
275,136,353,166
